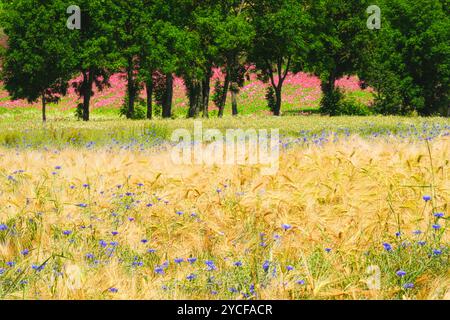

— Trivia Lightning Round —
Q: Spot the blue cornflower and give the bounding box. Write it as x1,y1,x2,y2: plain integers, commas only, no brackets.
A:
229,287,238,293
0,268,5,275
234,261,243,267
6,261,15,267
382,243,393,252
132,261,144,267
418,241,426,246
147,249,157,253
433,249,442,256
262,260,270,272
403,283,414,289
21,249,30,256
154,266,164,275
205,260,217,271
82,183,90,189
0,224,7,231
395,232,402,237
146,203,153,207
85,253,94,260
249,284,256,296
111,231,119,236
32,264,45,272
187,257,197,264
296,280,306,285
434,213,444,218
413,230,422,235
186,273,197,281
141,239,148,244
108,287,118,293
423,195,431,202
76,203,88,208
396,270,406,277
99,240,107,247
110,241,118,247
282,224,292,231
432,224,441,230
63,230,72,236
325,248,332,253
55,166,62,170
287,265,294,271
176,211,184,216
174,258,184,264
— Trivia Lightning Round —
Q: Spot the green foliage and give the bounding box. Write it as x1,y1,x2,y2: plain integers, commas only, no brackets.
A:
119,95,146,120
75,103,84,120
0,0,74,109
321,88,374,116
212,79,225,108
360,0,450,116
249,0,310,115
302,0,371,115
337,98,374,116
320,87,345,116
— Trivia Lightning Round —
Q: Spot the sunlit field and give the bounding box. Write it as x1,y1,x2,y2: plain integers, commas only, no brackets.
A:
0,117,448,300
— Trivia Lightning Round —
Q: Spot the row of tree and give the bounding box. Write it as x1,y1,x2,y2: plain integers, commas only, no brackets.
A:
0,0,448,121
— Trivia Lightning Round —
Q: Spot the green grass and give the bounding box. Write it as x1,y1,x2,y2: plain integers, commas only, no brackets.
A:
0,115,449,149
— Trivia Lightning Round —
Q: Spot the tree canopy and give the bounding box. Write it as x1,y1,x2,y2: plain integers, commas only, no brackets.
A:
0,0,448,119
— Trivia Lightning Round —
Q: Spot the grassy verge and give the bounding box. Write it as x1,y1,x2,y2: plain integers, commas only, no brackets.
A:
0,115,448,149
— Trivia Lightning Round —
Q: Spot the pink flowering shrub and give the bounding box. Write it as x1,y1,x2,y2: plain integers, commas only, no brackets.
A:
0,69,371,114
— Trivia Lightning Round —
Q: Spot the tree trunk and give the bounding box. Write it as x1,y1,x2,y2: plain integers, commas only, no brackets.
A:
218,73,230,118
321,76,336,99
42,93,46,122
126,59,135,119
320,74,337,115
145,78,153,120
162,73,173,118
273,86,282,116
231,88,238,116
82,70,93,121
202,71,211,118
188,80,202,118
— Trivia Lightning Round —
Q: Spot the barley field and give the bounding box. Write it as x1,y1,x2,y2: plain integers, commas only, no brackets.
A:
0,117,448,300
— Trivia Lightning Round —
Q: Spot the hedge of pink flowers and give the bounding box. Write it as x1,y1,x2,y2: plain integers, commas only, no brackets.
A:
0,70,368,112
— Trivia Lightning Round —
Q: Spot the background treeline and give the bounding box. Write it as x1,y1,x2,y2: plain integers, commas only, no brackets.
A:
0,0,448,121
